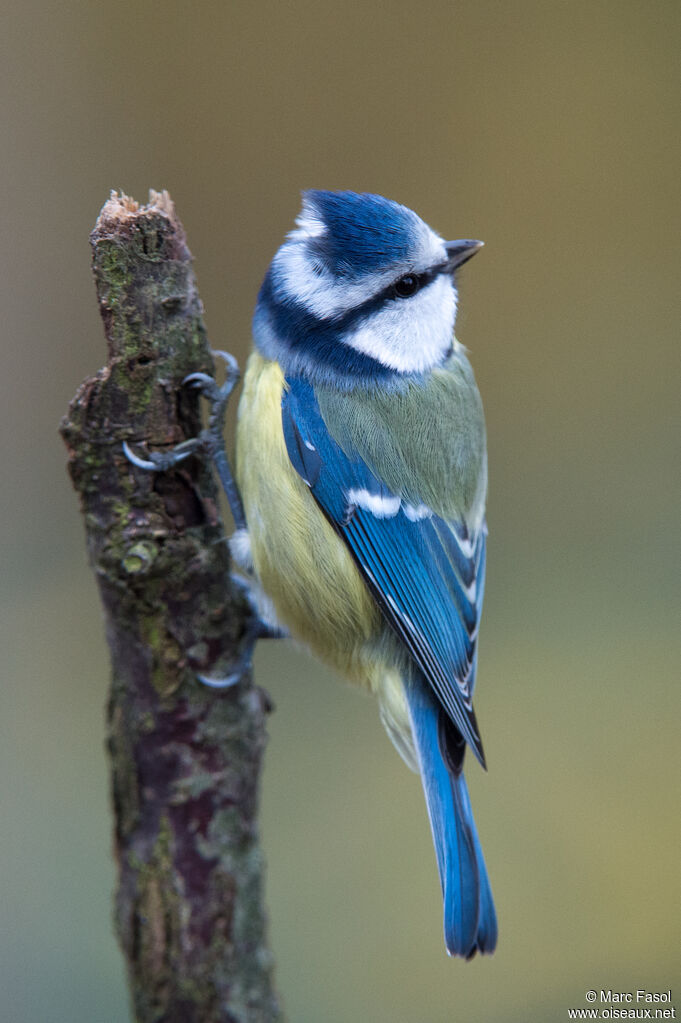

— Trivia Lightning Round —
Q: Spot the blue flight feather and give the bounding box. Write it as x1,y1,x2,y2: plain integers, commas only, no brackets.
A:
281,375,487,767
281,374,496,956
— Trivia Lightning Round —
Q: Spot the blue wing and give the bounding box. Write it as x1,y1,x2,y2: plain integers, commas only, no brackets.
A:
282,376,487,767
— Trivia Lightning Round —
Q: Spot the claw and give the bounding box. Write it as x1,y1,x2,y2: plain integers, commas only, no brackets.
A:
123,438,200,472
193,588,286,691
183,352,239,398
182,371,215,389
122,440,161,470
196,670,242,689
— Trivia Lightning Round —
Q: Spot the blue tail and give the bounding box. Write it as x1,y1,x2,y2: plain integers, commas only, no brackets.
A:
405,680,497,958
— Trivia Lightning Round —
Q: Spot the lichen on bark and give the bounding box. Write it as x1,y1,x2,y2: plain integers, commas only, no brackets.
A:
60,191,282,1023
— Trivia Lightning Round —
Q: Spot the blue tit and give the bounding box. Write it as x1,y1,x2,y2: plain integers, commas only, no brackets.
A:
232,190,496,959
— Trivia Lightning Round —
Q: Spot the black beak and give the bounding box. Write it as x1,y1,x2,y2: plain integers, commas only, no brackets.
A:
444,239,484,273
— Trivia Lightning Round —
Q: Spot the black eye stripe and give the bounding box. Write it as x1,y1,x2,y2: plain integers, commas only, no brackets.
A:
323,262,448,328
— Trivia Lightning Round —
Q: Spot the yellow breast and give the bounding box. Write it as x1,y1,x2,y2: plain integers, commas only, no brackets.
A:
235,351,416,767
235,352,383,684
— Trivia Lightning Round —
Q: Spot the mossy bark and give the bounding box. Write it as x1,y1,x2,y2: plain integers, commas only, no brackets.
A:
60,191,281,1023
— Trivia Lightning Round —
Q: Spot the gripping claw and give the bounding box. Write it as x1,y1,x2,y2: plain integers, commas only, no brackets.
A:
122,440,163,471
183,371,215,389
196,670,242,689
183,351,240,410
195,610,287,690
122,438,200,471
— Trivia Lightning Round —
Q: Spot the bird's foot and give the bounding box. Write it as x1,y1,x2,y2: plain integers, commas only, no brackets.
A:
123,350,247,529
195,574,289,689
123,352,288,688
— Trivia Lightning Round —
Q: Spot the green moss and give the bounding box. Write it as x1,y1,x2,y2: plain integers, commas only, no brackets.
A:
95,239,132,293
122,540,159,575
138,616,184,698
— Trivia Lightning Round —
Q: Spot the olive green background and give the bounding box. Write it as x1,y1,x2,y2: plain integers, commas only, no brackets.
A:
2,3,679,1021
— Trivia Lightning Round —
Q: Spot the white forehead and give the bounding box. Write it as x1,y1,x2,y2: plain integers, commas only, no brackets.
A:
291,204,326,239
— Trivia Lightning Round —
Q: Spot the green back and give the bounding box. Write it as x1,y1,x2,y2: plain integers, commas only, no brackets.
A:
315,350,487,522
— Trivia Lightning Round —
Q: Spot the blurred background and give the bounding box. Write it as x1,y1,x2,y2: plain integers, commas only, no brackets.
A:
1,2,679,1021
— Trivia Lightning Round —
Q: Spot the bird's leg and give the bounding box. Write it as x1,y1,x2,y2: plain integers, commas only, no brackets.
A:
123,351,287,687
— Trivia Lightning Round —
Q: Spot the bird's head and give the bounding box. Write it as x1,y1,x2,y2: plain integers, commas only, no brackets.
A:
253,190,482,389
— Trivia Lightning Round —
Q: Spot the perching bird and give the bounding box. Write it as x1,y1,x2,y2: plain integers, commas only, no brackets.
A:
230,190,497,958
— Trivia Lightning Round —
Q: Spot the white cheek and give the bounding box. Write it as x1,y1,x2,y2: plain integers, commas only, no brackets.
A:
343,275,457,373
273,224,448,323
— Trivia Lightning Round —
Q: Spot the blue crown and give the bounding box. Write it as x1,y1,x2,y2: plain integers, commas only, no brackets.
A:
299,190,424,277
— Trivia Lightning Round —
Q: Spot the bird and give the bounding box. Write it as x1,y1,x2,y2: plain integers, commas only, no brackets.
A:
224,189,497,959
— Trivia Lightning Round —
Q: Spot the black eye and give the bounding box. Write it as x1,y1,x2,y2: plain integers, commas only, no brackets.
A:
392,273,421,299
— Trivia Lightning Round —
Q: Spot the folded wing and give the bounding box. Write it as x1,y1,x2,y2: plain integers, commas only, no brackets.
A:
282,376,487,766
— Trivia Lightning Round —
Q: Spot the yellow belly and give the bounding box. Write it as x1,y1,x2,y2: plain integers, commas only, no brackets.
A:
235,351,415,767
235,353,379,678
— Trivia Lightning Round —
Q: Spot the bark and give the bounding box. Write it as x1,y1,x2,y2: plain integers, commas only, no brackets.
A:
60,191,282,1023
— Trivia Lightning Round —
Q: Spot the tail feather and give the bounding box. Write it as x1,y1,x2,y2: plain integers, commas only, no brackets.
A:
453,767,498,955
405,679,497,958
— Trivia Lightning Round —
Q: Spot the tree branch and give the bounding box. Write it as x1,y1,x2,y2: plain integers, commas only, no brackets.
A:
60,191,282,1023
